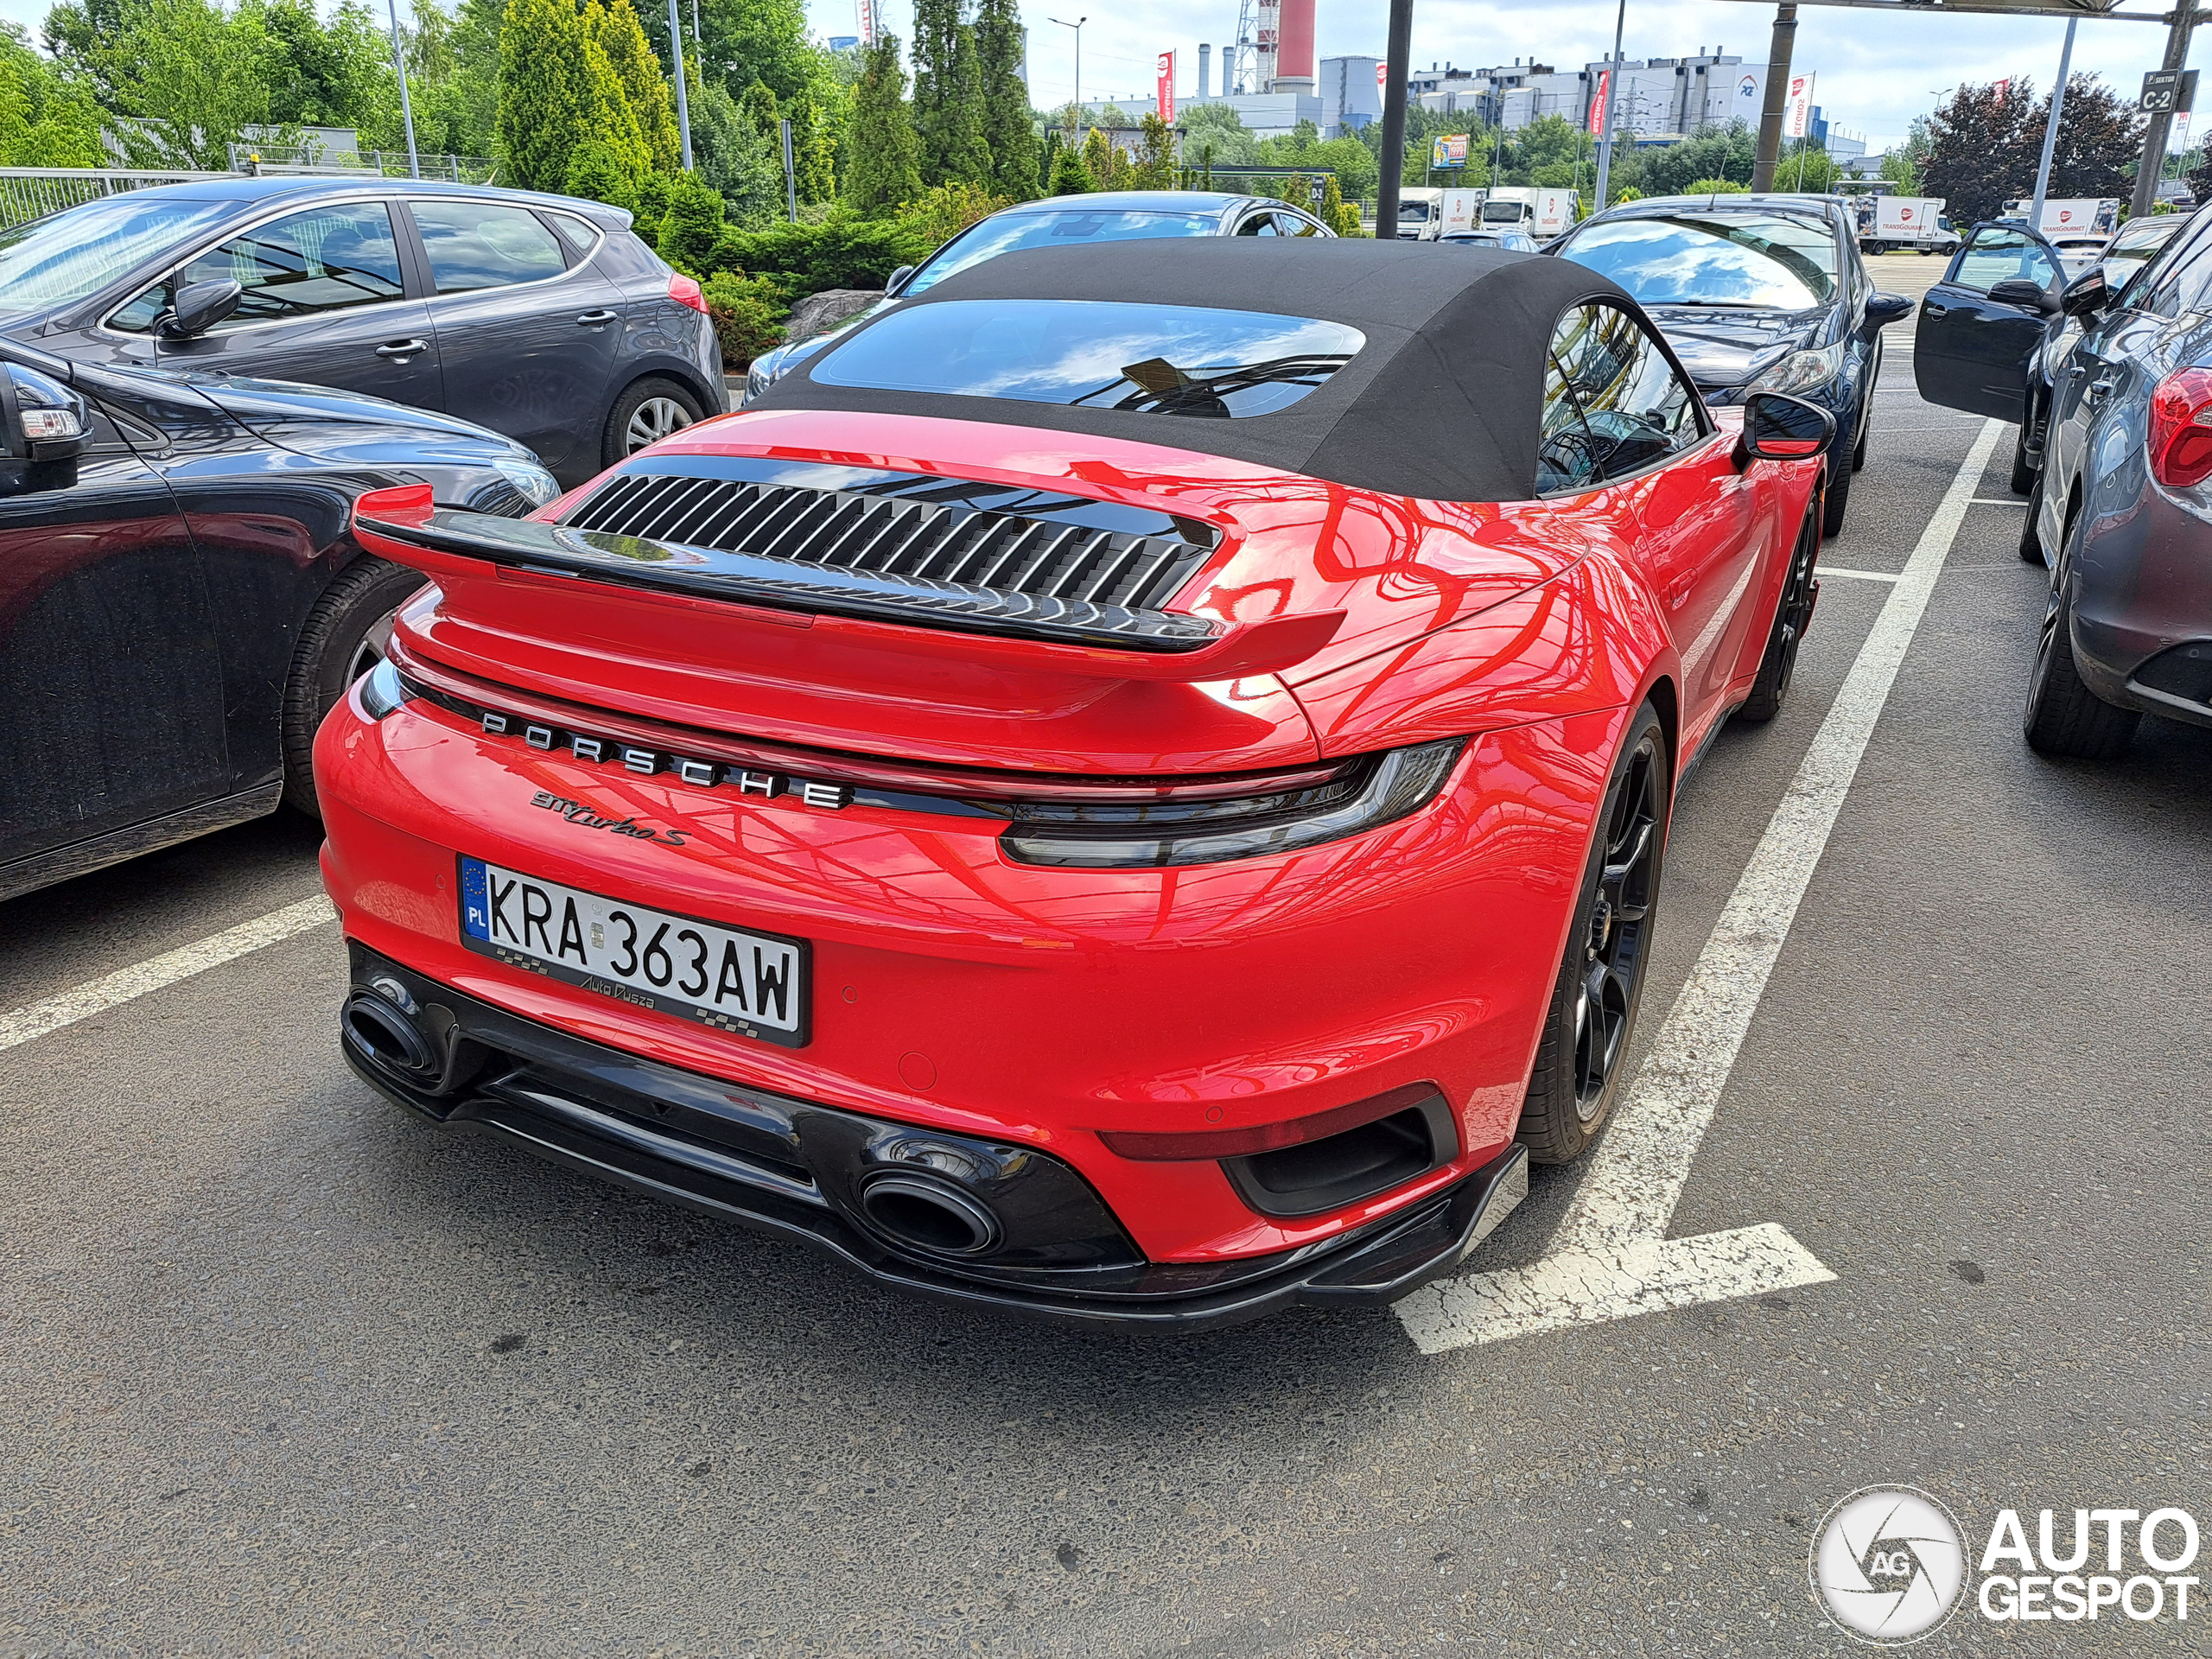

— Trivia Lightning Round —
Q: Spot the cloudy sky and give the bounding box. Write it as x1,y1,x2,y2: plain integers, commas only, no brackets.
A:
808,0,2192,154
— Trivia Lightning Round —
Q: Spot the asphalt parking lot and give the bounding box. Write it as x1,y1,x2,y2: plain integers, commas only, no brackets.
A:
3,270,2207,1656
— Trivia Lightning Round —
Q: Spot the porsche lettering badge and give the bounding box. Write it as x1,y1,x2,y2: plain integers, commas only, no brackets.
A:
482,709,854,810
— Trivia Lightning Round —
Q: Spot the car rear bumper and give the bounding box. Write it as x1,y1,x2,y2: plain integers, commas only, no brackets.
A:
2070,484,2212,730
342,940,1529,1329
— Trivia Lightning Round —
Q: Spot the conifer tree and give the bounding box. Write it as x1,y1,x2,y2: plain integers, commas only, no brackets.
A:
792,92,836,202
911,0,988,186
498,0,646,192
1047,137,1090,194
973,0,1035,201
1080,124,1112,191
1134,112,1174,189
844,31,922,216
590,0,680,175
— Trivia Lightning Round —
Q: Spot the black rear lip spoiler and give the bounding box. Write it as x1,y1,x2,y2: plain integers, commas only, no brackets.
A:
359,498,1225,655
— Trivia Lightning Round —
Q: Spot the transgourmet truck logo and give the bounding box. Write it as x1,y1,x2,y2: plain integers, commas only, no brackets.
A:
1810,1487,2203,1640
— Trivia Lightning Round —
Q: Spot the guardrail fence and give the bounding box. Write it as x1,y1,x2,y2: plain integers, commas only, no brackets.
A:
0,168,233,229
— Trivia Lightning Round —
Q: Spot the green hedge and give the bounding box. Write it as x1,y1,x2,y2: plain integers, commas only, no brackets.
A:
705,215,933,297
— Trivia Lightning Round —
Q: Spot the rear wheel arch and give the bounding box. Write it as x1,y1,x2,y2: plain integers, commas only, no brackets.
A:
1642,673,1680,783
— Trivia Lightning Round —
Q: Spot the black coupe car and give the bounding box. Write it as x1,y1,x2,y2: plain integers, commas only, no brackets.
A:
0,336,559,902
1551,194,1913,536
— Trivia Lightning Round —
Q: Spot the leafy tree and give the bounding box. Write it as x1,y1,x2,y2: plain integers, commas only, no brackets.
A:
252,0,396,138
592,0,680,175
86,0,272,168
688,60,784,221
1880,115,1930,195
1133,111,1173,189
842,31,920,217
1923,79,2044,224
0,22,103,164
1681,176,1748,194
1638,122,1756,197
901,179,1007,249
972,0,1033,202
1095,100,1128,129
2039,76,2143,203
497,0,646,192
1772,140,1840,194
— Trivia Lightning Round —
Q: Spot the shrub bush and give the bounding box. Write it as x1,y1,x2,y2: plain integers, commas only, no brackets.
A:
705,213,931,296
657,175,728,273
563,141,638,213
701,270,788,367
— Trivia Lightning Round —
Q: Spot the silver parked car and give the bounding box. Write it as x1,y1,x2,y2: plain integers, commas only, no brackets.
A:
743,190,1335,403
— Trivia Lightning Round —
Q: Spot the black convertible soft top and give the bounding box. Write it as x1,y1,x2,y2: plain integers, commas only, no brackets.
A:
747,238,1646,504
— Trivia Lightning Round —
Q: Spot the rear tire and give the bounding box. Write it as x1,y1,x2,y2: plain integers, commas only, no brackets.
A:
1516,702,1670,1166
2023,507,2139,760
281,556,428,817
2018,463,2049,563
602,376,702,468
1821,446,1853,537
1735,501,1822,724
2009,422,2038,497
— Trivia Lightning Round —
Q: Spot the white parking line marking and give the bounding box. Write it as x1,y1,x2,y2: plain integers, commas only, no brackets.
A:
1398,418,2006,1354
0,896,335,1052
1815,567,1902,583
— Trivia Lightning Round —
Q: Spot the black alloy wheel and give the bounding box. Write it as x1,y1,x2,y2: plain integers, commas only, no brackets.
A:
1516,702,1671,1165
2018,460,2049,562
1735,499,1822,724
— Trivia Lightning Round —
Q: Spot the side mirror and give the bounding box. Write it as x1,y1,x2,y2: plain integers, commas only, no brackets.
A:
0,361,86,495
2059,265,2110,319
1865,291,1913,327
884,264,916,296
157,277,243,340
1987,276,2056,314
1735,391,1837,468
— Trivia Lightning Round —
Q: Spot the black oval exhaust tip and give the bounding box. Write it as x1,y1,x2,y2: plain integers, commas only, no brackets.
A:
857,1173,1002,1257
344,990,435,1077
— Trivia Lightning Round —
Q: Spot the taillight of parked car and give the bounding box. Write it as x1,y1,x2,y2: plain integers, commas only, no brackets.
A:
667,272,708,315
2148,366,2212,488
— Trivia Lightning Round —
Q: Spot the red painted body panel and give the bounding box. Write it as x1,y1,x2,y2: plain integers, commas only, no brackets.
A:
316,409,1822,1270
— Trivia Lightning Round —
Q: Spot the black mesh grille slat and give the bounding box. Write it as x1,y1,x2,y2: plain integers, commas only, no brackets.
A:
561,469,1211,616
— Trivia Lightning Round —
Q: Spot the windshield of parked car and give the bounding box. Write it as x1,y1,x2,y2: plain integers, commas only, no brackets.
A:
2102,216,2183,287
810,299,1363,418
903,210,1221,296
0,196,235,319
1560,213,1838,308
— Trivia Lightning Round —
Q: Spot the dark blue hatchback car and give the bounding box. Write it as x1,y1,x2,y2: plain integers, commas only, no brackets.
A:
1550,194,1913,537
0,177,724,486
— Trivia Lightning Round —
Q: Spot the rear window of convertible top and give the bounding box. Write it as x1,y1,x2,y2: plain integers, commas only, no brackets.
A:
807,298,1365,419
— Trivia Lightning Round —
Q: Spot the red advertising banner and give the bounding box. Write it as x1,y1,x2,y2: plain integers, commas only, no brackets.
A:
1589,70,1610,136
1156,51,1175,124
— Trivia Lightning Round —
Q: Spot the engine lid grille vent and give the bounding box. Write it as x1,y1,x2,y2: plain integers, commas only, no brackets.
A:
561,460,1213,614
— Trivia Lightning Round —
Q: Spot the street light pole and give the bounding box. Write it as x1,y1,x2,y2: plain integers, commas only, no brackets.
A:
1050,16,1087,123
385,0,420,179
1592,0,1627,208
2029,16,2076,233
2132,0,2198,219
667,0,694,170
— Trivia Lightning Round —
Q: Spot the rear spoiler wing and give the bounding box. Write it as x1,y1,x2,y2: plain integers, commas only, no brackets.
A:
353,485,1342,683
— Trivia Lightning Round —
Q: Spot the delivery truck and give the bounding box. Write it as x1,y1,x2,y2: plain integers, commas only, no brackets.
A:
1476,187,1580,241
2003,197,2120,237
1856,195,1960,256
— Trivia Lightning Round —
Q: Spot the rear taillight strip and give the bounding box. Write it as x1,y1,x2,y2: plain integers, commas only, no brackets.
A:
386,641,1351,809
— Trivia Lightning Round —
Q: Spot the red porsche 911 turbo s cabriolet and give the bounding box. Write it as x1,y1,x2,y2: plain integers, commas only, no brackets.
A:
316,239,1832,1328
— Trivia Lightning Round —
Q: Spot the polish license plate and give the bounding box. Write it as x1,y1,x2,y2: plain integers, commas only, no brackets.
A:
457,856,809,1047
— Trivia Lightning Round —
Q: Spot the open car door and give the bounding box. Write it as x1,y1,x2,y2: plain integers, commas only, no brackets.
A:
1914,222,2062,419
